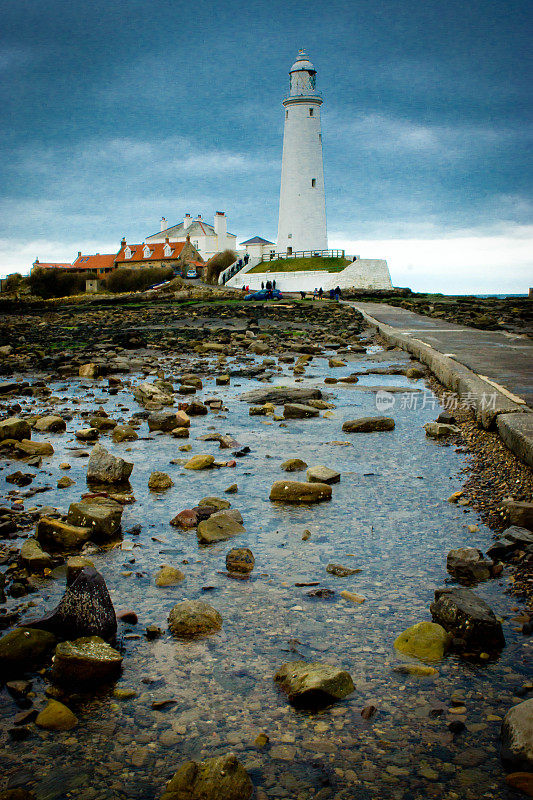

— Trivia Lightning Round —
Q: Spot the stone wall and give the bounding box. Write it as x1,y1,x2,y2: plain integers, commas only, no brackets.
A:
227,258,392,292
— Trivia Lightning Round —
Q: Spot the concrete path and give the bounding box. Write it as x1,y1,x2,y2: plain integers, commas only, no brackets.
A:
348,301,533,467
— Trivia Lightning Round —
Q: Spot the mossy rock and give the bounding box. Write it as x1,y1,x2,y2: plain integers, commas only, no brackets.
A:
0,627,56,676
394,621,450,663
52,636,122,684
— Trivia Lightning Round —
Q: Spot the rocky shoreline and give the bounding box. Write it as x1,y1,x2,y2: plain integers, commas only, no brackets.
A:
0,295,531,800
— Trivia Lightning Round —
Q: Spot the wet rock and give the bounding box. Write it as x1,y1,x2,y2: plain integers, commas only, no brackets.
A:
186,400,208,416
394,664,437,677
79,363,99,378
502,500,533,530
326,563,360,577
274,660,355,708
424,422,460,438
0,628,56,676
6,471,34,487
90,415,117,431
283,403,320,419
226,547,255,574
269,480,332,503
224,483,238,494
430,587,505,651
52,636,123,684
501,698,533,769
307,465,340,484
25,567,117,640
75,427,99,442
35,699,77,731
112,424,138,443
197,510,245,544
505,772,533,796
20,538,53,573
342,417,395,433
168,600,222,638
241,387,322,404
160,753,253,800
148,412,179,432
36,517,91,552
67,497,123,540
340,589,365,604
34,415,66,433
16,439,53,456
66,556,95,584
148,472,174,491
170,509,198,529
0,790,36,800
87,443,133,484
487,526,533,560
447,547,495,582
184,454,215,470
0,418,31,441
394,621,451,663
171,427,190,438
198,496,231,511
57,476,75,488
155,566,185,586
281,458,308,472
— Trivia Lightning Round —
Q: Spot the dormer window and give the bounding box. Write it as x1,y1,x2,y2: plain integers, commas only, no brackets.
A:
143,245,151,258
163,243,172,257
124,246,132,259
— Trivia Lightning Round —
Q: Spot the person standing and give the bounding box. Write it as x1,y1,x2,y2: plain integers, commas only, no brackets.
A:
261,282,264,290
318,287,323,299
273,279,276,289
313,288,318,300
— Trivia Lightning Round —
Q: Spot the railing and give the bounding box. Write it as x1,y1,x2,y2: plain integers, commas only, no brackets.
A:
258,248,345,263
219,258,249,285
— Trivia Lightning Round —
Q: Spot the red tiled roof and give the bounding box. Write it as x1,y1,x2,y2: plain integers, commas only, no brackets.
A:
35,262,73,269
72,254,116,270
115,241,187,263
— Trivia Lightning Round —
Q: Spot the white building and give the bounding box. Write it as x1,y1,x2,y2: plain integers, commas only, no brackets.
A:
239,236,276,261
145,212,237,260
277,51,328,254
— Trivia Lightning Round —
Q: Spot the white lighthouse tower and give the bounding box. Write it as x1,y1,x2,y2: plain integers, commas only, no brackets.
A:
277,50,328,254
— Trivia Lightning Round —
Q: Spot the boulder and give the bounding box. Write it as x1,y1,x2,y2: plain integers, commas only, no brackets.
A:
198,496,230,511
36,517,91,552
185,400,208,416
424,422,460,438
184,454,215,470
52,636,122,684
66,556,95,584
20,538,53,573
25,567,117,641
226,547,255,574
342,417,395,433
175,410,191,427
394,621,451,663
281,458,308,472
0,628,56,677
430,587,505,651
160,754,253,800
240,387,322,404
67,497,123,540
487,526,533,560
148,472,174,491
274,660,355,708
90,416,117,431
79,363,99,378
155,566,185,587
197,510,245,544
269,480,332,503
501,698,533,769
502,500,533,531
148,412,179,432
87,443,133,484
35,700,78,731
307,465,340,484
57,476,75,488
0,418,31,441
34,415,66,433
112,424,138,443
170,509,198,529
446,547,494,582
171,427,190,438
168,600,222,638
6,471,33,486
75,427,99,442
180,374,203,389
16,439,53,456
283,403,320,419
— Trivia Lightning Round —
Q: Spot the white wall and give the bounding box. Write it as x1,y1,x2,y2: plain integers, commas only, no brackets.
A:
225,258,392,292
277,98,328,253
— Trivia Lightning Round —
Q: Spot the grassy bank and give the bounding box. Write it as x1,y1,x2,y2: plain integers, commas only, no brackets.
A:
248,256,350,274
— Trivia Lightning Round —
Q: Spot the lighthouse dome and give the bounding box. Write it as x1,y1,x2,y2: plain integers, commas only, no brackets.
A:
289,51,316,74
288,50,318,97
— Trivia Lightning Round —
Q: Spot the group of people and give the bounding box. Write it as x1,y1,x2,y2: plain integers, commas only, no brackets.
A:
260,280,276,291
298,286,342,301
236,253,250,270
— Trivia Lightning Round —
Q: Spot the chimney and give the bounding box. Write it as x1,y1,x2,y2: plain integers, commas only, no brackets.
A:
196,214,202,220
160,217,167,232
186,233,190,243
214,211,227,239
165,237,169,244
77,251,81,258
183,213,192,230
121,237,126,247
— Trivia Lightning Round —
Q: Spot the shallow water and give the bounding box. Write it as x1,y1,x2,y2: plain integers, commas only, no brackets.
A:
0,346,531,800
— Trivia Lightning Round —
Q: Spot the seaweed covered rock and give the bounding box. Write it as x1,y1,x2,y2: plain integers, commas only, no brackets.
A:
52,636,122,684
274,660,355,708
160,753,253,800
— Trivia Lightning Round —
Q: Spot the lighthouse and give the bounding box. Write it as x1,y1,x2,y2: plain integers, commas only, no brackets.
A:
277,50,328,254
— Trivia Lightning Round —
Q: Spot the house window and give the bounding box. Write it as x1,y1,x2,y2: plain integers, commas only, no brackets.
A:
309,108,314,116
193,241,199,248
311,178,316,187
319,133,322,141
285,110,288,119
124,247,132,259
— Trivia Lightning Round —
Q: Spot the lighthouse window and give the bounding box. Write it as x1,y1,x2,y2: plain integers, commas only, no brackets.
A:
311,178,316,187
309,108,314,116
285,110,288,119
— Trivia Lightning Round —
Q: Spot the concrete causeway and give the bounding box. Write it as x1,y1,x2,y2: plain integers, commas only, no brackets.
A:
349,301,533,467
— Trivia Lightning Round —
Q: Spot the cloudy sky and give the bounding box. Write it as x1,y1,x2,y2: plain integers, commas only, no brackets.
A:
0,0,531,292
